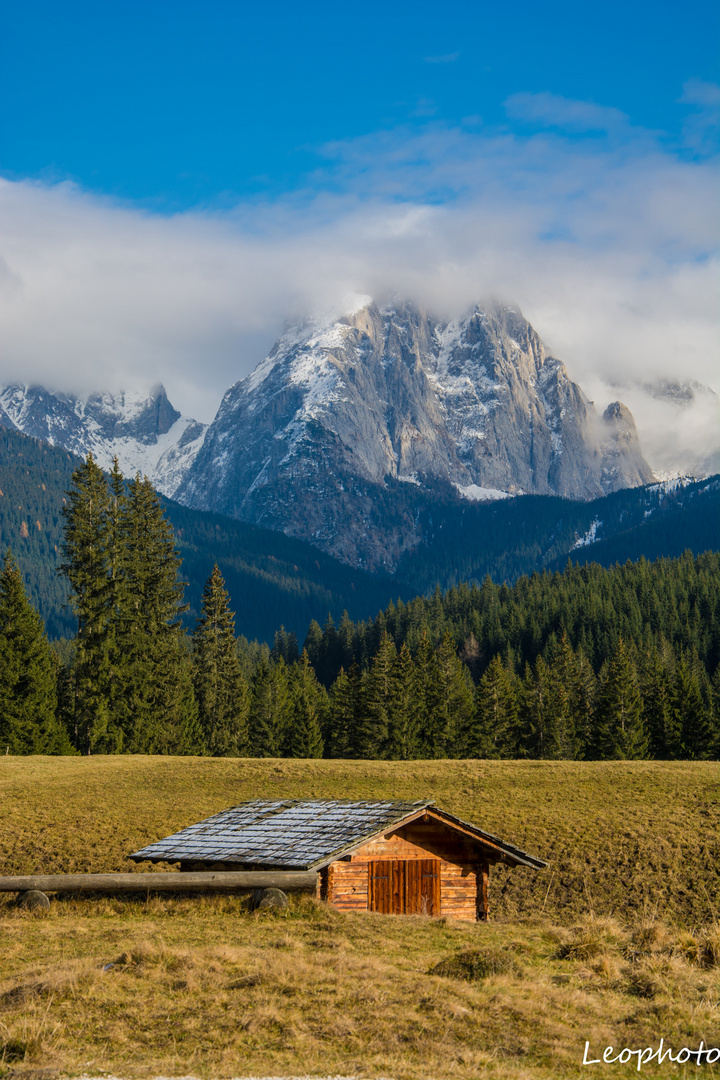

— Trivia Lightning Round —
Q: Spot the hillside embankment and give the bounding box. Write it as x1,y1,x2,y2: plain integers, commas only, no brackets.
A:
1,757,719,1080
1,756,718,925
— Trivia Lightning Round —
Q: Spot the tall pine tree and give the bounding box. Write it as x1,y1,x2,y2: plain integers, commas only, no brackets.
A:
192,564,249,756
59,454,119,752
284,650,324,758
422,631,472,758
117,475,198,753
60,458,197,753
386,643,420,759
249,657,292,757
469,654,519,758
0,552,69,754
593,639,648,759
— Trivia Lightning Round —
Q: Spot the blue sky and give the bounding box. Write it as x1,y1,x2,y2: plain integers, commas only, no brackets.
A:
3,0,717,205
0,1,718,470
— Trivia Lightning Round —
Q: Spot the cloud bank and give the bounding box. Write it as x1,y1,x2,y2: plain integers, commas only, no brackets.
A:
0,91,718,471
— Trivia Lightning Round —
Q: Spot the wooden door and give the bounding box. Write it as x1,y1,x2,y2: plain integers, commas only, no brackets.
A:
369,859,440,916
406,859,440,916
368,860,393,913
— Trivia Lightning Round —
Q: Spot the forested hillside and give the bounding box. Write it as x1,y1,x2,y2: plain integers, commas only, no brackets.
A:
2,424,717,645
1,425,718,764
288,552,720,762
0,427,77,637
3,453,718,761
0,425,408,642
395,476,720,591
301,551,720,683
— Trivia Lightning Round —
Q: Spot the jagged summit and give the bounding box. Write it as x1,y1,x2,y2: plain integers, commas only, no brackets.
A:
175,298,654,569
0,383,207,497
0,298,656,572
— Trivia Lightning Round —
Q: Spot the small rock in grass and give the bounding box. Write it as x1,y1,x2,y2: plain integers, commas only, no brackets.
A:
252,887,288,911
15,890,51,912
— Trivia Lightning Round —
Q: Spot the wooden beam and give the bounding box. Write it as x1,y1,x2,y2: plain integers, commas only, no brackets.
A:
477,861,490,922
0,871,318,894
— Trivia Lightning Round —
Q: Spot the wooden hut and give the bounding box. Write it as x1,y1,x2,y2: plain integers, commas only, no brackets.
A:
129,799,546,921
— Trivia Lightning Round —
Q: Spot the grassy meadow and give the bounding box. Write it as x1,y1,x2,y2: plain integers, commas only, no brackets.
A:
0,756,719,1079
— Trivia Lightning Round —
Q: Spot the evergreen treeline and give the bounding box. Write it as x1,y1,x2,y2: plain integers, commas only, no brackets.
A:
0,426,79,638
300,552,720,685
2,455,719,760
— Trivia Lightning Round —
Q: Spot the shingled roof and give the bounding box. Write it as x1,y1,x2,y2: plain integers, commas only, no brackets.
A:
129,799,547,871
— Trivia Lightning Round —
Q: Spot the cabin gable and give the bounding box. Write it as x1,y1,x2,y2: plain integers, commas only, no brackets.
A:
319,813,495,921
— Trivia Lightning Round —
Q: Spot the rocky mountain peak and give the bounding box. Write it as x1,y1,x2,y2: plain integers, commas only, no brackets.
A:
175,297,655,570
71,385,182,443
0,382,206,497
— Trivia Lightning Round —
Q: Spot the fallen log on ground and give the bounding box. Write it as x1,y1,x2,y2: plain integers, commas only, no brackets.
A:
0,871,318,894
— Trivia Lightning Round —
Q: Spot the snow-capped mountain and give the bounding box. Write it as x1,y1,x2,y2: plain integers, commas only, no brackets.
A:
175,298,654,569
0,384,207,497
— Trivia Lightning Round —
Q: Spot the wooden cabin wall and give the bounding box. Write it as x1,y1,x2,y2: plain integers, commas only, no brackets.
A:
324,821,492,921
325,856,479,920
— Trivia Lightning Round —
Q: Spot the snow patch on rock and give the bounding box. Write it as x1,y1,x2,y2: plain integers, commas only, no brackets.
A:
454,483,514,502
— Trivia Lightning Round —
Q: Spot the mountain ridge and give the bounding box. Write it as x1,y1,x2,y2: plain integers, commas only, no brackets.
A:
0,383,207,497
176,298,654,569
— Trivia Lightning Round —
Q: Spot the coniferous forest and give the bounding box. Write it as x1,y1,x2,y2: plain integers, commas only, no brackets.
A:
1,453,719,761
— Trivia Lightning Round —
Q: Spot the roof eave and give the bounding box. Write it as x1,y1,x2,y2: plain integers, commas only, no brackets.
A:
427,807,548,869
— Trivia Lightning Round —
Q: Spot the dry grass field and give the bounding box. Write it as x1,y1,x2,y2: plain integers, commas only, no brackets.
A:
0,756,719,1079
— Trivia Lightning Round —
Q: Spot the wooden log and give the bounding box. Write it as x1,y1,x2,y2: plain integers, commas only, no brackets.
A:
0,871,318,894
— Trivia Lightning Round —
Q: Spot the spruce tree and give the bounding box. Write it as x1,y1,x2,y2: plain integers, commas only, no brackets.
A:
329,661,364,758
469,654,519,758
285,650,324,758
60,457,198,753
593,639,648,759
386,643,419,759
337,610,356,670
518,657,567,759
639,646,675,758
192,564,249,756
670,655,713,760
540,634,590,759
411,630,436,757
116,475,197,752
423,631,473,758
249,657,292,757
59,454,119,751
270,627,299,666
356,630,396,758
0,552,69,753
317,613,343,687
327,666,353,758
303,620,323,671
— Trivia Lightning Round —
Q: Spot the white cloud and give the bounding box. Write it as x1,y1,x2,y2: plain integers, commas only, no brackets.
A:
505,92,629,133
679,78,720,154
0,97,718,474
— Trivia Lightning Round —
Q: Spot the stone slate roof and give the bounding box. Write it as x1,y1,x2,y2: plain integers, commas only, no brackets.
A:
129,799,547,871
